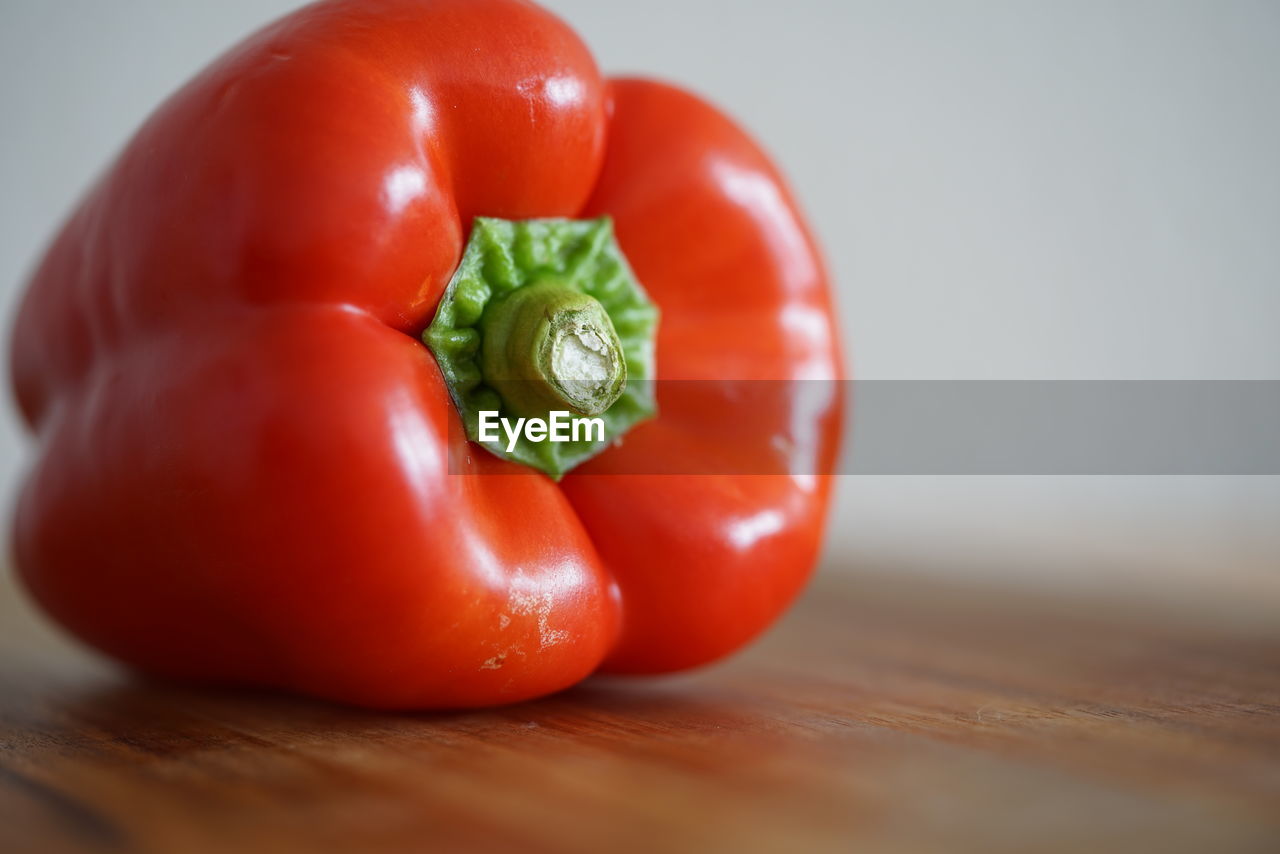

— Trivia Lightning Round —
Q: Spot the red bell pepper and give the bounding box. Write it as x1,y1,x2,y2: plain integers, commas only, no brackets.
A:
10,0,843,709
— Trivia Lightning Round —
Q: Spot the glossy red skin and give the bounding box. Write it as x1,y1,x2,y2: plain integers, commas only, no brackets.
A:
10,0,843,708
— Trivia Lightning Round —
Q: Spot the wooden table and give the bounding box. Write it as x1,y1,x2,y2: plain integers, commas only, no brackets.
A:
2,563,1277,853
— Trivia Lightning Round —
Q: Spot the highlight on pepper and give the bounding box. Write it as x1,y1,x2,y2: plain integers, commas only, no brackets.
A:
9,0,844,710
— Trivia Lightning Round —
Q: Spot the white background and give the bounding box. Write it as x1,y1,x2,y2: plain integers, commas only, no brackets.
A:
1,1,1276,598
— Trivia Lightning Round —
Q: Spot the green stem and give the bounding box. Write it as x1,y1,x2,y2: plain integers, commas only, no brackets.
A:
479,281,627,418
424,217,658,479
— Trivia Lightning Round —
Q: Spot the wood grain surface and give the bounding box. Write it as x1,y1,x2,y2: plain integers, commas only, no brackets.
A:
1,563,1278,854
